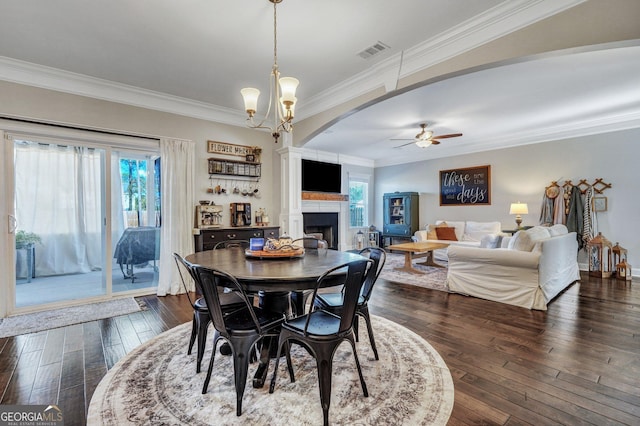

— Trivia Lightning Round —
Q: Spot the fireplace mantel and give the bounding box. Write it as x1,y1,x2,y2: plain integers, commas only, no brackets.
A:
301,192,348,202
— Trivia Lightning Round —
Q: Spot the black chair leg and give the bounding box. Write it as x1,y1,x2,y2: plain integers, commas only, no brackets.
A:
312,340,337,426
269,335,296,394
188,313,197,355
230,337,257,417
195,312,210,372
202,333,221,394
354,315,360,342
359,308,379,360
347,336,369,397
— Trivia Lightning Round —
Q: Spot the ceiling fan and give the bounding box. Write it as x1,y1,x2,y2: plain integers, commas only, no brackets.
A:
392,123,462,148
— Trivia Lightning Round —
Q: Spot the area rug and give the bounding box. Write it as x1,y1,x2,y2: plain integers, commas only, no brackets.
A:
87,315,454,425
0,297,143,338
379,253,449,291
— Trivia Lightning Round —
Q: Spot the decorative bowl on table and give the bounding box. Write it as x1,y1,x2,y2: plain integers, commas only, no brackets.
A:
245,236,304,258
263,236,295,252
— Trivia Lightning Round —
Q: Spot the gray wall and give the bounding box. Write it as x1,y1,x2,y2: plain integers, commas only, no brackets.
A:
375,127,640,273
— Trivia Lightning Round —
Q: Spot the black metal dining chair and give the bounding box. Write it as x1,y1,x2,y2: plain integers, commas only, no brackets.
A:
312,247,386,360
194,264,294,417
269,258,372,426
290,237,329,315
173,253,245,373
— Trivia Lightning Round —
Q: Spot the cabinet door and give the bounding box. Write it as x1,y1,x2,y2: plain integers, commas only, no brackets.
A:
263,227,279,239
384,194,409,236
403,195,412,228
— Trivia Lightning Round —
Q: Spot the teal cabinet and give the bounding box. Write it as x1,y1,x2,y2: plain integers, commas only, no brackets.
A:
383,192,419,238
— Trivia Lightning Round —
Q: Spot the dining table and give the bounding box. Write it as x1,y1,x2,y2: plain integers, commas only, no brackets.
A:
185,246,366,387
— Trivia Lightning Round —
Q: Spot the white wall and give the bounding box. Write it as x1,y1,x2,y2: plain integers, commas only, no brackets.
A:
0,80,277,229
375,127,640,274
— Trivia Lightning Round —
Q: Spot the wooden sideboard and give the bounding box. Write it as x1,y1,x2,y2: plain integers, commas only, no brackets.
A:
194,226,280,252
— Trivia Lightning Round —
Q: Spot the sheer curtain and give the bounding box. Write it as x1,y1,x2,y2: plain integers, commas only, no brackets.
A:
15,141,103,276
157,138,195,296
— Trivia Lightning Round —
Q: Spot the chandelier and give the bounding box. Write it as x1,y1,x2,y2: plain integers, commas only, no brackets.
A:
241,0,298,143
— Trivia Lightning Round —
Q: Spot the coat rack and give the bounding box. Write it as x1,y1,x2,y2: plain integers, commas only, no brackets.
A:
545,178,611,196
545,178,612,215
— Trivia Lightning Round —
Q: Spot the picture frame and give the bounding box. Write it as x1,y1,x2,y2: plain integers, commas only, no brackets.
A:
593,196,607,212
439,165,491,206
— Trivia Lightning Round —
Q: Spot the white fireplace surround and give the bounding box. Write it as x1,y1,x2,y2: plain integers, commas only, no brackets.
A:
277,145,372,252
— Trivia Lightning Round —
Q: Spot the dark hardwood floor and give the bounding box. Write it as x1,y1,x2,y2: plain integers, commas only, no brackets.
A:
1,271,638,425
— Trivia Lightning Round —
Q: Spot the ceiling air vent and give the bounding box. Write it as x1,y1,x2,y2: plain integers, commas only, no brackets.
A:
357,41,390,60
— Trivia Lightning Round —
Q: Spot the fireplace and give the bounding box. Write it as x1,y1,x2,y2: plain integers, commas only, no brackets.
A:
302,212,339,249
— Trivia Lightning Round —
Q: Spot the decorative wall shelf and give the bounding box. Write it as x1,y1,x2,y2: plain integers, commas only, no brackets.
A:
208,157,261,179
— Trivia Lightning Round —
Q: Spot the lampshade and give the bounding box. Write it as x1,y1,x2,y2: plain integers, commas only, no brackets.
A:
509,202,529,215
240,87,260,114
279,77,299,104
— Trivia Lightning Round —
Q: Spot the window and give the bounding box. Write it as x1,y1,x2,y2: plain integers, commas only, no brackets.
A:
349,177,369,228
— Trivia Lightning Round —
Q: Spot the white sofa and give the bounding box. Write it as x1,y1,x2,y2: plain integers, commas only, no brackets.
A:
413,220,503,261
445,224,580,310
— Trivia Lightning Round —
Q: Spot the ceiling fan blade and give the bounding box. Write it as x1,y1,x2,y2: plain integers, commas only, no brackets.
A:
430,140,440,145
390,138,415,141
393,141,417,148
432,133,463,140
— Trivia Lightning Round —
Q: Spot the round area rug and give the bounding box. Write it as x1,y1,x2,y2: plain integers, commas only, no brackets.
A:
87,315,454,425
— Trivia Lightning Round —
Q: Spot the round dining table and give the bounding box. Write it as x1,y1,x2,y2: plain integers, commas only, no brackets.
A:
185,246,365,291
185,246,366,387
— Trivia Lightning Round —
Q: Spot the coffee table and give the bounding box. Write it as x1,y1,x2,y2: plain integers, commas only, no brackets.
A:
387,241,450,274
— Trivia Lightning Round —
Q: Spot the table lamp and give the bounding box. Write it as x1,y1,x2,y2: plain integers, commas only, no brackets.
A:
509,202,529,228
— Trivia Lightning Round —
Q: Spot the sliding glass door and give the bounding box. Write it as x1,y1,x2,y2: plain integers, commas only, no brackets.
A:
14,140,107,307
8,133,160,312
112,151,161,293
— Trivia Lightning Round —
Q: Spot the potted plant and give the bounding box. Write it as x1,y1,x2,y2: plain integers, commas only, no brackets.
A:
15,230,42,249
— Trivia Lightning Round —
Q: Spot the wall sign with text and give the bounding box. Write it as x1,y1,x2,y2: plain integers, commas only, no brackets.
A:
439,165,491,205
207,140,254,157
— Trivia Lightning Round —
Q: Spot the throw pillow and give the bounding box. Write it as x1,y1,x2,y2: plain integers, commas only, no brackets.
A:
480,234,502,249
426,222,448,239
435,226,458,241
437,220,465,241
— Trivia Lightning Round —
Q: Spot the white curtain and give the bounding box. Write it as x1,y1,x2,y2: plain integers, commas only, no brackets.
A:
157,138,195,296
15,141,103,276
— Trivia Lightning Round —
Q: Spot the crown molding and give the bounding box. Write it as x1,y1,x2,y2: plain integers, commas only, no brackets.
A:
302,0,586,118
0,0,585,127
0,56,245,126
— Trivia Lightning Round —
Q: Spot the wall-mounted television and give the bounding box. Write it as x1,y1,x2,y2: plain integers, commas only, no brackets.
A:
301,159,342,193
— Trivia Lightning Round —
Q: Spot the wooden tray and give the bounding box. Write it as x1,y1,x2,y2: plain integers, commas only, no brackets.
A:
245,248,305,259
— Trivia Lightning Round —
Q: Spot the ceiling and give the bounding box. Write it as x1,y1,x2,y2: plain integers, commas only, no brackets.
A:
1,0,639,167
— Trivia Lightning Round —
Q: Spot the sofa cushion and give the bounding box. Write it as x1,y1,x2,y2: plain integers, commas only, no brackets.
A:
435,226,458,241
548,224,568,237
464,221,502,242
509,226,552,251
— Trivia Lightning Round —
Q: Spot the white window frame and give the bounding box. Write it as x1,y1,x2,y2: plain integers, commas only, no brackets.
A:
348,173,370,229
